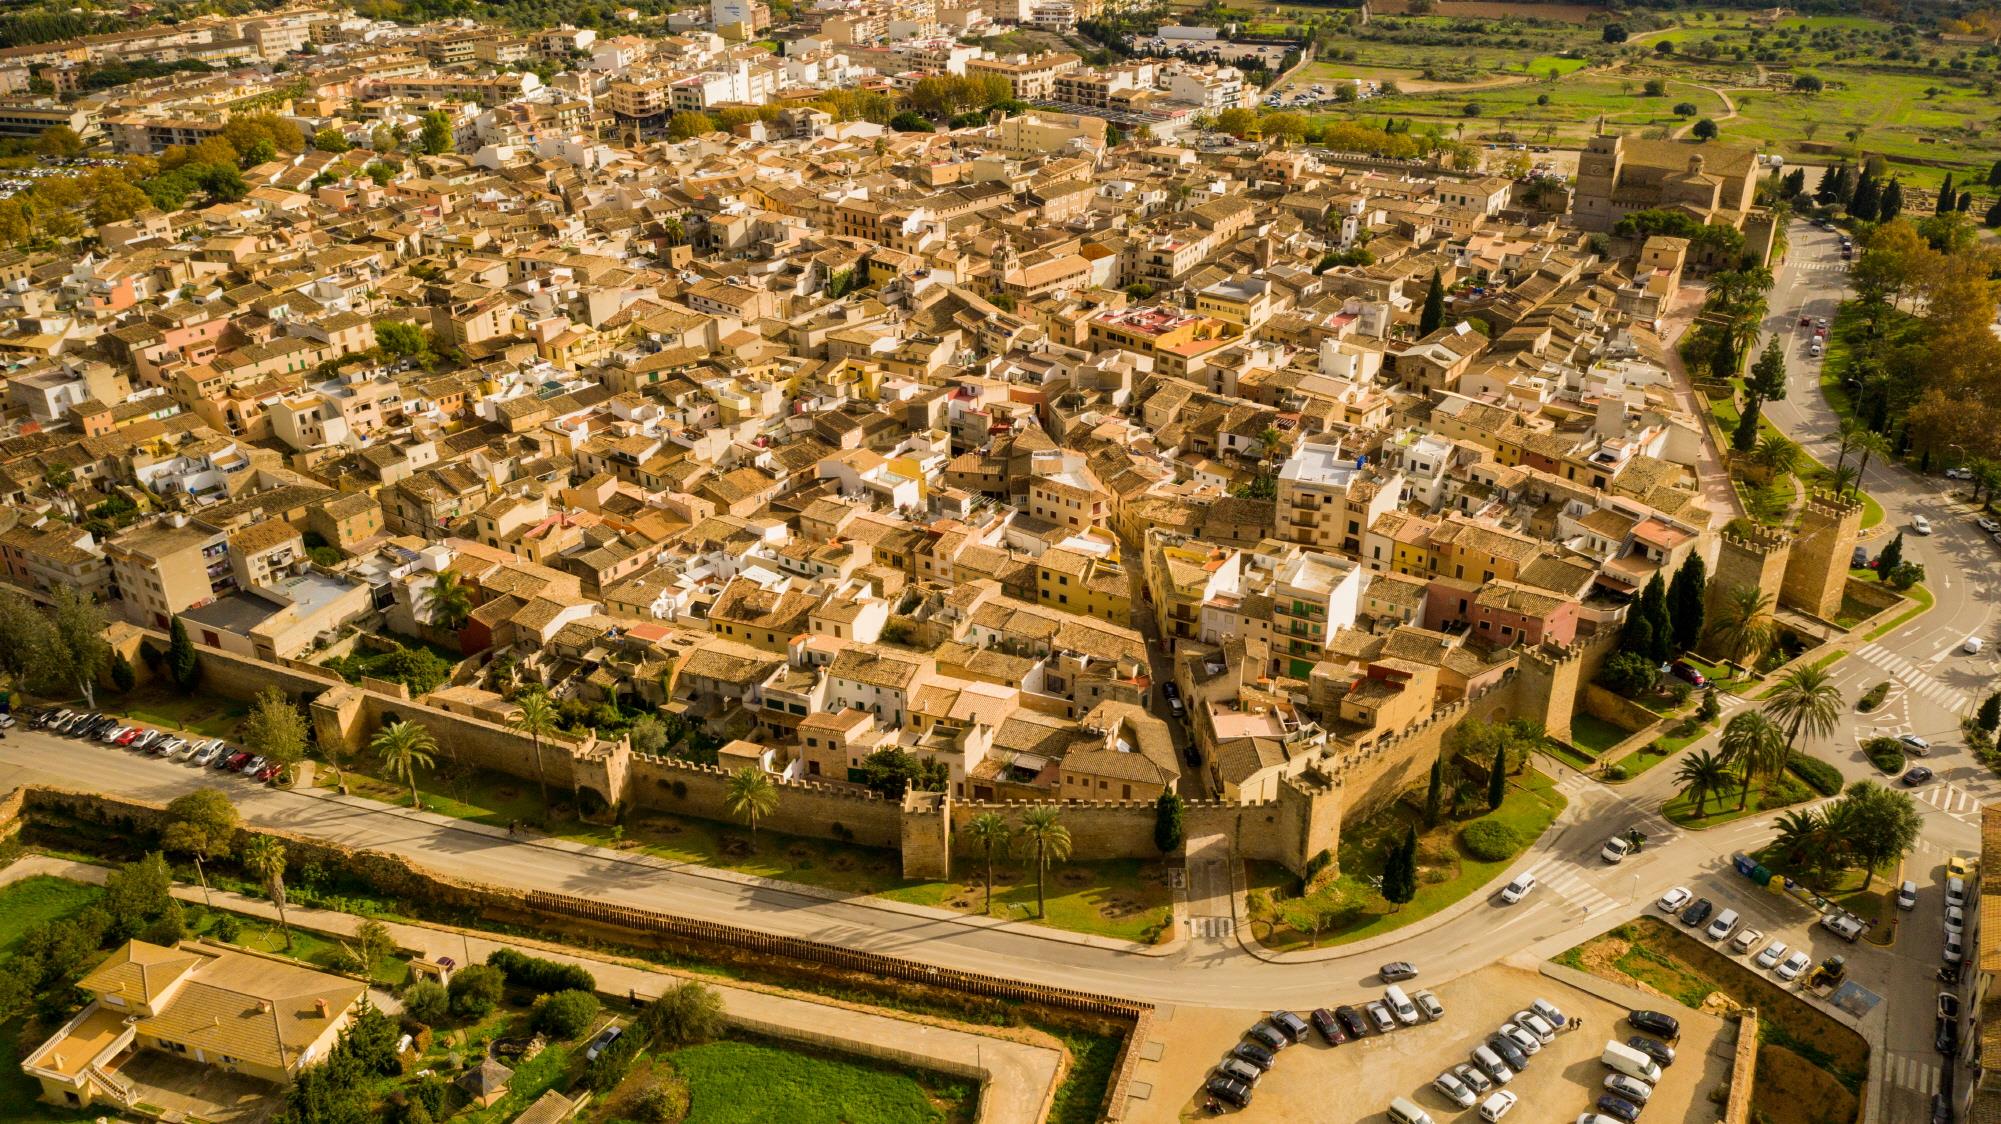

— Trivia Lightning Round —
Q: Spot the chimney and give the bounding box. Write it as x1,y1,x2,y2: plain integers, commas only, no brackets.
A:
258,1000,272,1014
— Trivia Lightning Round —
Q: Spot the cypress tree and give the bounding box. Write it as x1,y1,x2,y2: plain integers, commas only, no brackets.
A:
1667,555,1707,654
1381,827,1418,911
1638,572,1674,663
1424,759,1443,828
1418,270,1445,335
1936,174,1956,215
1620,616,1654,658
1876,532,1904,579
1978,691,2001,735
1989,159,2001,188
1957,190,1973,213
166,615,201,692
1153,792,1184,853
1732,396,1762,453
1849,172,1880,222
1488,746,1508,810
1879,178,1903,222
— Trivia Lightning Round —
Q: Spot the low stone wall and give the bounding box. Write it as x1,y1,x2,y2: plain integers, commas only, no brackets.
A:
629,753,905,850
1581,683,1656,734
1724,1008,1759,1124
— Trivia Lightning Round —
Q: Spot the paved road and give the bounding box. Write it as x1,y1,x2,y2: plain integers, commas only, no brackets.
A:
0,220,1985,1111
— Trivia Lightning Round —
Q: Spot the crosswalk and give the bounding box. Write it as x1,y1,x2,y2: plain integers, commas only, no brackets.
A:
1855,642,1971,715
1797,261,1850,274
1912,782,1983,819
1888,1052,1942,1095
1187,915,1234,940
1516,861,1621,917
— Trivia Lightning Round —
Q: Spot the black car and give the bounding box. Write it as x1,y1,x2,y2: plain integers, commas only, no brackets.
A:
1181,742,1202,768
1937,1015,1959,1056
1680,898,1714,927
1933,1092,1955,1123
1245,1023,1288,1052
1334,1005,1369,1039
1231,1041,1274,1071
1596,1093,1642,1123
1628,1010,1681,1040
1310,1008,1347,1045
1205,1074,1252,1108
1485,1033,1529,1072
1625,1036,1675,1067
1269,1011,1310,1044
1905,766,1936,786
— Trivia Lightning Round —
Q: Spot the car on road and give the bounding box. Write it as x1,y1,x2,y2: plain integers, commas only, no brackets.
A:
1366,1001,1397,1033
1949,856,1977,879
1680,897,1714,927
1499,872,1537,904
1334,1005,1369,1039
1470,1044,1514,1085
1965,637,1984,655
1657,887,1692,913
1216,1056,1261,1085
1604,1073,1654,1105
1899,881,1920,910
1729,927,1763,954
1162,682,1186,719
1205,1074,1252,1108
1433,1069,1478,1109
1625,1036,1675,1067
1950,467,1975,481
1938,1015,1959,1056
1310,1008,1347,1044
1901,734,1932,756
1979,518,2000,533
1415,990,1446,1021
1628,1010,1680,1039
1914,515,1933,534
1269,1010,1310,1044
1600,835,1634,863
1245,1022,1288,1052
1231,1040,1275,1071
1594,1093,1642,1123
1905,766,1936,785
1940,992,1962,1020
1852,545,1870,567
1454,1063,1492,1096
1754,940,1788,969
1775,948,1812,981
585,1025,623,1061
1478,1090,1519,1122
1705,908,1740,941
1379,961,1418,982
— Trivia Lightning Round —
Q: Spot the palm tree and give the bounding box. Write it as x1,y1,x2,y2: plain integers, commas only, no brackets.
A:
724,766,778,838
1826,463,1860,499
424,570,474,632
1015,806,1073,919
242,835,292,949
964,812,1012,915
1831,418,1865,474
1848,430,1892,496
1752,434,1800,482
1704,583,1775,666
511,688,558,819
1673,748,1732,818
1762,664,1844,769
1718,711,1788,810
1256,425,1287,465
371,720,437,809
1770,808,1825,868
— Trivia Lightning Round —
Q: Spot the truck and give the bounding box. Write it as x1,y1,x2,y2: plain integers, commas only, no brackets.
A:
1602,1040,1663,1084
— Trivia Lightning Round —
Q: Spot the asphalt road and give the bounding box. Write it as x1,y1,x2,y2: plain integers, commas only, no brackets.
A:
0,221,1985,1114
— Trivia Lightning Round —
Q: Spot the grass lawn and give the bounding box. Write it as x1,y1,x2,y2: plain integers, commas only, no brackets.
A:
109,689,247,740
0,876,102,958
331,760,1172,942
1663,772,1809,828
1611,736,1688,782
1542,737,1598,772
194,910,412,988
1570,714,1631,754
1246,770,1566,950
1681,655,1752,695
667,1038,964,1124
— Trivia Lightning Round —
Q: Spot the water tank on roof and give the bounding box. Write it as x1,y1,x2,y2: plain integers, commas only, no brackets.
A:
1355,455,1367,469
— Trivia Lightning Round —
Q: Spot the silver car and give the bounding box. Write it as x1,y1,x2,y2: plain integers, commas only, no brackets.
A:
1434,1069,1477,1109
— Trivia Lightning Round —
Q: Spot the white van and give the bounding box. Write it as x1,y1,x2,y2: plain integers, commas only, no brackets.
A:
1499,872,1537,904
1387,1096,1435,1124
1471,1044,1514,1084
1385,985,1420,1026
1602,1040,1663,1084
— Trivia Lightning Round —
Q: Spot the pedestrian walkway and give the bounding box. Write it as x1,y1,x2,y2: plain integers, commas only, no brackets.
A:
1855,642,1971,715
0,856,1065,1124
1912,782,1982,820
1515,860,1621,918
1186,916,1233,940
1887,1050,1943,1096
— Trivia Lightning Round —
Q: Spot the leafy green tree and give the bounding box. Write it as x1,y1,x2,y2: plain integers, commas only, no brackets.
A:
1153,792,1184,853
447,963,504,1019
36,125,83,157
242,835,292,949
102,853,175,943
312,127,352,153
1876,531,1904,578
1828,780,1920,889
350,919,395,977
666,110,715,140
162,788,237,904
965,812,1010,915
376,319,428,361
1719,711,1786,810
418,110,453,154
1016,806,1072,919
1418,269,1445,335
239,686,308,769
724,766,777,837
49,587,110,707
628,714,668,755
532,990,600,1039
1692,118,1719,141
642,980,725,1046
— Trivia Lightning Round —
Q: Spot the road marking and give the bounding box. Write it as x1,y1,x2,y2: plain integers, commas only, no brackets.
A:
1889,1052,1941,1094
1855,643,1971,715
1913,782,1982,819
1186,916,1233,940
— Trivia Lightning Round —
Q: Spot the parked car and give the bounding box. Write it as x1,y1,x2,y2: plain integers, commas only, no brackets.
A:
100,724,130,744
1729,927,1764,954
192,742,226,767
1938,1015,1959,1056
1628,1010,1680,1039
1624,1036,1675,1067
1216,1057,1262,1085
1334,1005,1369,1039
1498,1022,1541,1057
1433,1069,1478,1109
1511,1012,1555,1044
1205,1074,1251,1108
116,728,144,747
1946,906,1966,937
1366,1001,1397,1033
1245,1022,1288,1052
1656,887,1692,913
153,735,184,757
1529,999,1567,1032
1705,908,1741,941
1948,876,1968,908
1470,1044,1514,1085
1754,941,1788,970
1679,898,1714,927
1478,1090,1519,1122
1414,990,1446,1021
1945,933,1965,964
1499,872,1537,904
1454,1063,1492,1096
1775,949,1812,981
255,763,282,783
1905,767,1937,786
1230,1041,1275,1071
1309,1008,1347,1045
1852,545,1870,567
1965,637,1984,655
1898,881,1920,910
1669,661,1707,687
1604,1073,1654,1105
222,751,252,771
1941,992,1962,1020
584,1025,623,1061
1948,856,1976,879
1486,1032,1529,1071
1978,518,2000,533
134,730,165,752
1594,1093,1642,1123
1162,682,1186,719
1379,961,1418,982
238,755,268,776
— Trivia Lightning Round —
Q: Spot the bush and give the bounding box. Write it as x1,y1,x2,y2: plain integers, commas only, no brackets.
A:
584,1024,643,1090
1760,773,1811,807
209,913,241,942
1862,736,1906,774
1605,765,1629,781
1459,819,1521,862
447,964,504,1019
640,981,726,1047
1788,755,1842,796
531,989,600,1040
634,1076,690,1124
1857,681,1890,712
400,980,450,1026
488,948,596,994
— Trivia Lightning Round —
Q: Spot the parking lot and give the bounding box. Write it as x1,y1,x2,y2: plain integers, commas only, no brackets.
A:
1158,965,1731,1123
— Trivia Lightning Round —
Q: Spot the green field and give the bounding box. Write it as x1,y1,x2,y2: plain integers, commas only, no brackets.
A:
0,876,102,958
1314,74,1730,145
672,1040,956,1124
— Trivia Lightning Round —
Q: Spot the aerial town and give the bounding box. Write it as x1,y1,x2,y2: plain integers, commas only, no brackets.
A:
0,0,1996,1121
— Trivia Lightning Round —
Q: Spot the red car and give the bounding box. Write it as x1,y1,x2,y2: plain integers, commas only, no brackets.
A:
116,727,144,746
222,751,252,771
255,763,282,783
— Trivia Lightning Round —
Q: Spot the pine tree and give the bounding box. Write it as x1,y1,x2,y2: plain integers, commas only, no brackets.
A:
1418,270,1445,335
1732,396,1762,453
1879,178,1903,222
1958,190,1973,213
1876,532,1904,579
1424,759,1443,828
1381,827,1417,911
166,615,201,692
1849,172,1880,222
1488,747,1508,810
1936,174,1956,215
1667,555,1707,653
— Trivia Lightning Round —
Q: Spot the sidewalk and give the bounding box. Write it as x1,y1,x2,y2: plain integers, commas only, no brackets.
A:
0,855,1066,1124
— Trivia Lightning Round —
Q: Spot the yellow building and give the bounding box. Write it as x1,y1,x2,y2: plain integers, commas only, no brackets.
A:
1035,545,1131,627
